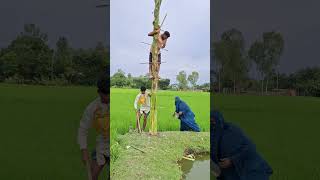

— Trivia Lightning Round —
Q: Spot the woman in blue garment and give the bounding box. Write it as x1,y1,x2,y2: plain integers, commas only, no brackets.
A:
211,111,273,180
174,96,200,132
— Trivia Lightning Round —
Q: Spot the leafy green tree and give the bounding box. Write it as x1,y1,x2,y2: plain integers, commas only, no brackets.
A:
72,42,109,85
0,24,52,83
94,41,109,73
0,51,18,80
127,73,134,87
262,31,284,92
249,41,265,94
133,75,151,89
291,67,320,97
0,24,108,86
249,32,284,94
217,29,249,93
170,84,179,91
199,83,210,92
187,71,199,90
159,78,170,90
87,42,109,84
176,71,188,90
221,28,245,52
111,69,129,87
212,41,228,93
22,24,48,42
54,37,72,79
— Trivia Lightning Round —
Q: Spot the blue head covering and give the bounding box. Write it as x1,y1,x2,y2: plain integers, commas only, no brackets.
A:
210,111,224,163
211,111,224,130
175,96,181,106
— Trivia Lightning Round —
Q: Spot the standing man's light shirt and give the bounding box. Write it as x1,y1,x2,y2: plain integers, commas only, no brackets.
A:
78,98,109,165
134,91,151,113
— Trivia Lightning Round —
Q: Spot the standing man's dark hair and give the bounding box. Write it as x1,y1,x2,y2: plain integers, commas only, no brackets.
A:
97,73,109,95
140,86,146,92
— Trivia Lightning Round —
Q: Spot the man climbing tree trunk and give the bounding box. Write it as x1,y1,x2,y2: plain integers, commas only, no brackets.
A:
149,0,162,135
148,0,170,135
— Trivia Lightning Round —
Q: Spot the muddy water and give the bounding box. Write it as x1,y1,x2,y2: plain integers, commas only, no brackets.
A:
179,154,211,180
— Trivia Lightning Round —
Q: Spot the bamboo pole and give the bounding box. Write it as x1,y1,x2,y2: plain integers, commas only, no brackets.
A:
149,0,162,135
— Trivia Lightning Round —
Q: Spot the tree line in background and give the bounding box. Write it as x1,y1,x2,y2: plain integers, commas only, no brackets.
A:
111,69,210,92
212,28,320,97
0,24,108,86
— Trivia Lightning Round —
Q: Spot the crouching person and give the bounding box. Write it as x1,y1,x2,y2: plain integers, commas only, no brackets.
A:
211,111,272,180
174,96,200,132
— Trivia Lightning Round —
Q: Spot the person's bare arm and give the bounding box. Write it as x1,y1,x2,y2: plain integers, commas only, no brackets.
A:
148,28,161,36
148,31,156,36
78,105,94,164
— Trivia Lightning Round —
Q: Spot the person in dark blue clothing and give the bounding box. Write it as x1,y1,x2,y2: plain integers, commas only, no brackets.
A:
211,111,272,180
173,96,200,132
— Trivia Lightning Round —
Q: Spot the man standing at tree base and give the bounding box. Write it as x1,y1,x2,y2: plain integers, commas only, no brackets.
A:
78,73,109,180
134,86,151,132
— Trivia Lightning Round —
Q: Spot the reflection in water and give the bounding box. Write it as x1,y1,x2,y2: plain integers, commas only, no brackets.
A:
179,155,211,180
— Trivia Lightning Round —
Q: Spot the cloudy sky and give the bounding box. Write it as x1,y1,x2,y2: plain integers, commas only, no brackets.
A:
0,0,108,49
2,0,319,79
110,0,210,84
212,0,320,75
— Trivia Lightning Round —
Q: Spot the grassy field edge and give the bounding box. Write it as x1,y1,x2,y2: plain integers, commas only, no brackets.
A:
111,131,210,180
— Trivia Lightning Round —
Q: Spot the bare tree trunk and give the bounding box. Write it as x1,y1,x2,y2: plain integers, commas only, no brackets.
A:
276,71,279,95
51,58,54,80
276,72,279,90
261,73,264,95
261,80,263,95
149,0,162,135
218,71,221,93
233,74,236,94
265,78,269,94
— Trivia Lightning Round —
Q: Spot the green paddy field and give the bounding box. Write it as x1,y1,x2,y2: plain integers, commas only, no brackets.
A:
0,84,106,179
110,88,210,161
110,88,210,136
1,83,320,180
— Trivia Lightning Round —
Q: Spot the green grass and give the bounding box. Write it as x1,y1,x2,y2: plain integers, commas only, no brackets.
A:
214,94,320,180
110,88,210,178
0,84,107,179
111,131,210,180
110,88,210,135
110,88,210,142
